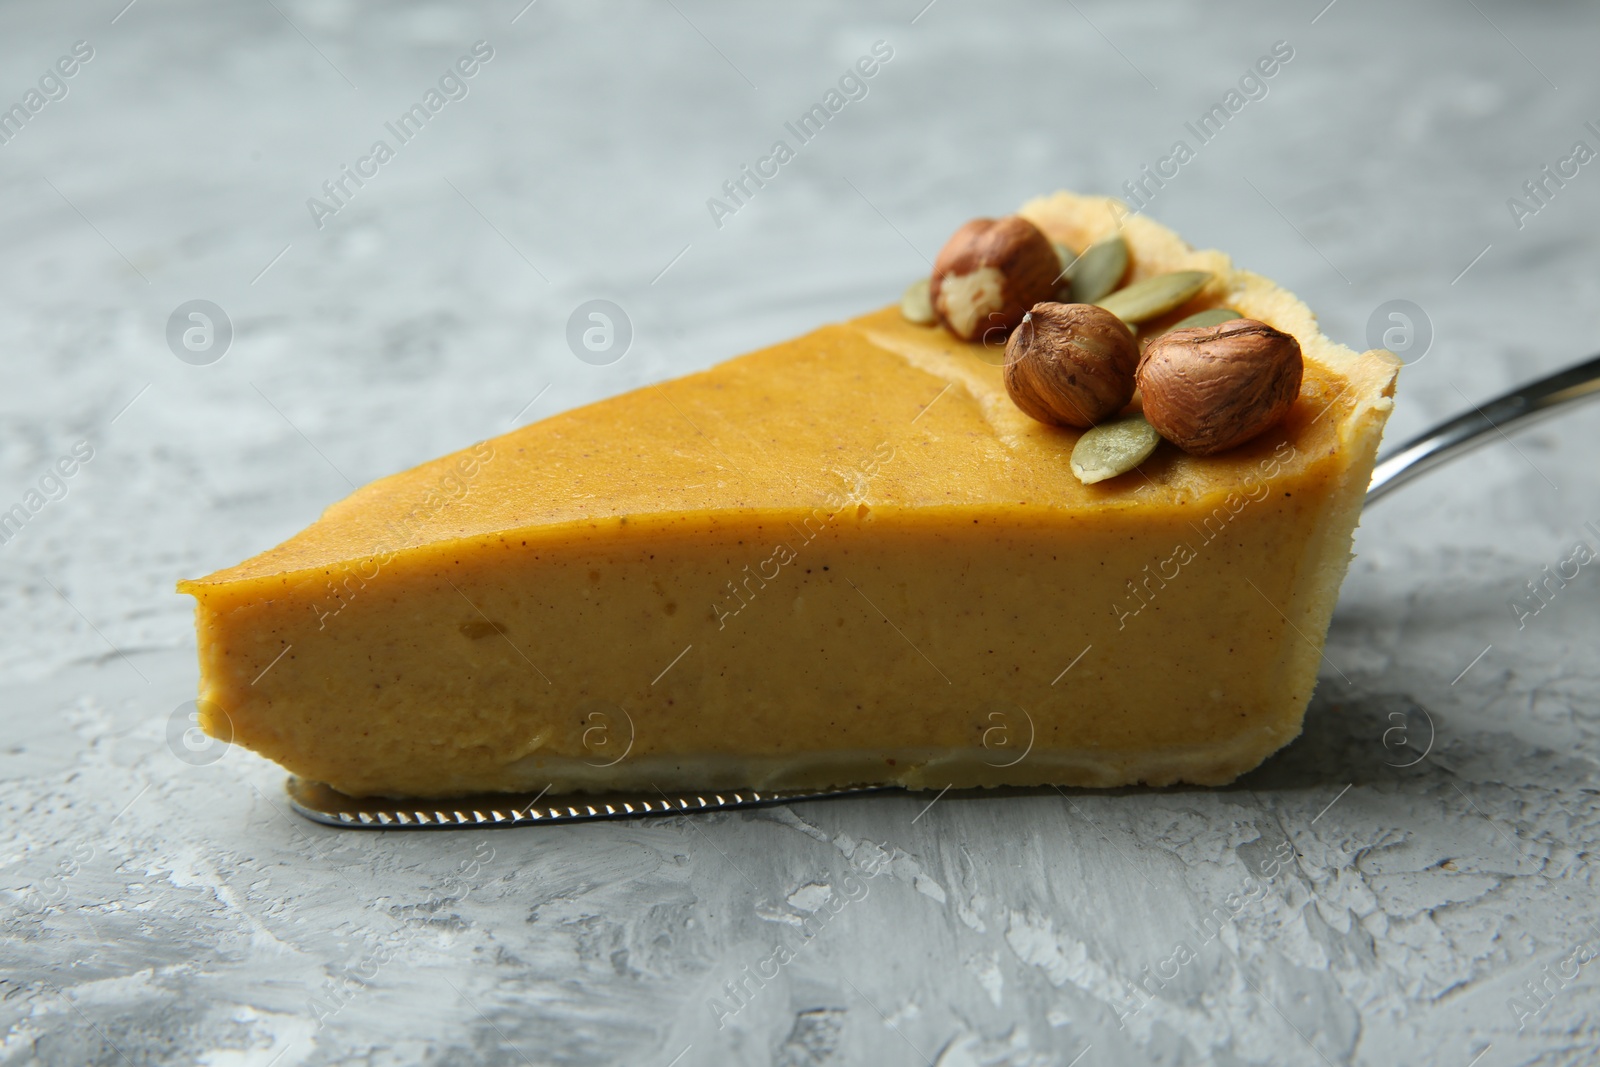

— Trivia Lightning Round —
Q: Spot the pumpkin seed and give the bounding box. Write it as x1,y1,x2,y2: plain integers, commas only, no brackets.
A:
1066,235,1128,304
900,277,936,325
1052,241,1076,273
1070,415,1160,485
1159,307,1244,335
1096,270,1211,324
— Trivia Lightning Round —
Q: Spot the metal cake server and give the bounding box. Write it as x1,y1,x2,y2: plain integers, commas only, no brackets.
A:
1365,352,1600,502
289,351,1600,828
287,776,886,828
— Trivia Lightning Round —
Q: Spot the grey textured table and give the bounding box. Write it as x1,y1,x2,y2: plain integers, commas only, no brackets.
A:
3,1,1599,1064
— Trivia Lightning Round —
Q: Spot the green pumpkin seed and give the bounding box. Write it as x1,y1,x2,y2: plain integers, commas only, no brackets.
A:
1096,270,1212,324
1066,234,1128,304
1070,415,1161,485
900,277,936,325
1052,241,1076,273
1159,307,1244,335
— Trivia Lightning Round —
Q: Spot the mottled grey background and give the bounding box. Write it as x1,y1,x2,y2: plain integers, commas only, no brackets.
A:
3,1,1599,1064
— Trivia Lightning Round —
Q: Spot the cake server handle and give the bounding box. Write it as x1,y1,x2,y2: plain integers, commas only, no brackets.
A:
1365,352,1600,505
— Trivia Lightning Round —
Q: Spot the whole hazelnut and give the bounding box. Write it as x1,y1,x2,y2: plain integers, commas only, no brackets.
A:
1003,302,1140,428
931,216,1060,343
1137,318,1303,456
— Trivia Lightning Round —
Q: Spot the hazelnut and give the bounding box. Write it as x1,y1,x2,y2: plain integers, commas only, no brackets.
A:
931,216,1060,343
1003,302,1139,428
1136,318,1303,456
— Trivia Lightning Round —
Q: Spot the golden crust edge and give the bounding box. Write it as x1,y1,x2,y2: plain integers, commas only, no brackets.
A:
334,728,1297,798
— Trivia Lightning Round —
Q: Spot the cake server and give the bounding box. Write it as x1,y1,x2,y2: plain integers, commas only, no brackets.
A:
289,351,1600,828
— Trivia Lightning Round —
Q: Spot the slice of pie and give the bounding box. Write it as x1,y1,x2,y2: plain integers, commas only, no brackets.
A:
179,192,1399,798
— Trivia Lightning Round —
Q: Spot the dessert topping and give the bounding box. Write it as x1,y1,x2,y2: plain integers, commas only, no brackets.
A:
1064,234,1129,304
900,278,937,325
930,216,1060,342
1070,414,1161,484
1096,270,1211,325
1003,302,1139,429
1137,318,1303,455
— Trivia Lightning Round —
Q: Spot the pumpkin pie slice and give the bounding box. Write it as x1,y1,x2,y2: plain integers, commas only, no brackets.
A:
179,192,1398,798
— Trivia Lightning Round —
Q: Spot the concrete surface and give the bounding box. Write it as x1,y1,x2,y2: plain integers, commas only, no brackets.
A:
2,1,1599,1064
